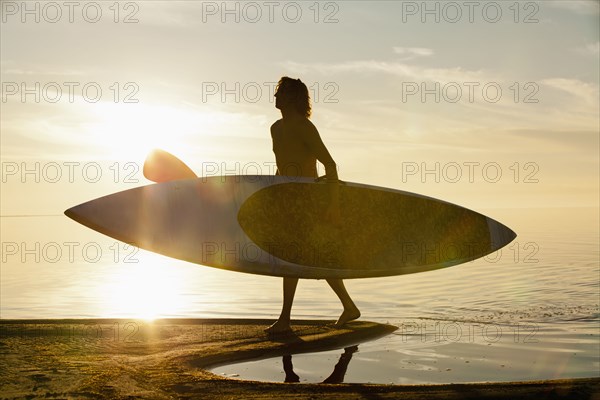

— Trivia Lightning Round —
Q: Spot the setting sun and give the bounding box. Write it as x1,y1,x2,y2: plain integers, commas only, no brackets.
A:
82,102,214,161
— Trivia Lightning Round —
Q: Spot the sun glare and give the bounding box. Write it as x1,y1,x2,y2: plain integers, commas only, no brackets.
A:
99,251,188,320
84,102,219,161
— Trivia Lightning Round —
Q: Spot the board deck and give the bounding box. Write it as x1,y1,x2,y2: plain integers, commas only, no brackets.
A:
64,175,516,279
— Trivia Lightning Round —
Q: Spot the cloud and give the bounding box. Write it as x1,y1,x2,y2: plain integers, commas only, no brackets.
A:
281,46,488,83
541,78,599,106
576,42,600,57
280,60,485,84
1,59,93,77
545,0,600,15
392,47,434,60
280,57,599,136
2,68,85,76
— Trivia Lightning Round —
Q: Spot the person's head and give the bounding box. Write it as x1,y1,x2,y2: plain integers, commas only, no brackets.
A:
274,77,311,118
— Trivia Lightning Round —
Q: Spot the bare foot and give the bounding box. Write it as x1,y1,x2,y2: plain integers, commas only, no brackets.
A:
265,320,293,335
334,308,361,327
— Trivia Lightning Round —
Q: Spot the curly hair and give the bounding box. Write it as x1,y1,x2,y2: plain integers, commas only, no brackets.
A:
275,76,312,118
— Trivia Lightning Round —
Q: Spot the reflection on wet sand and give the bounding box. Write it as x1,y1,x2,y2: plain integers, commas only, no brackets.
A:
282,345,359,383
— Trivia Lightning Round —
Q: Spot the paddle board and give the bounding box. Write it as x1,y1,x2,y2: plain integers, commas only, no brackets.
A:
64,175,516,279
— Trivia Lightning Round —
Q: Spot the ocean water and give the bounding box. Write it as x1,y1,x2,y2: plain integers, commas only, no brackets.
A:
1,207,598,383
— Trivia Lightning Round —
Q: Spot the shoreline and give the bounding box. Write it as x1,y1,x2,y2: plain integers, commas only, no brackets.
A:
1,318,598,399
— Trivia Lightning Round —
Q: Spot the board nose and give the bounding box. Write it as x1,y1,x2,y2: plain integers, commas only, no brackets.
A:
64,206,82,224
64,207,75,219
64,204,104,233
487,218,517,252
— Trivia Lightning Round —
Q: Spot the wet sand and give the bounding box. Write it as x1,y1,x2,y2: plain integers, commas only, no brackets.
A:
0,319,598,399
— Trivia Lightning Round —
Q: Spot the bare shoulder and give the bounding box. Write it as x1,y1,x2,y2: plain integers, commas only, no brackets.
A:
297,118,318,135
271,119,283,130
299,118,320,140
300,118,317,129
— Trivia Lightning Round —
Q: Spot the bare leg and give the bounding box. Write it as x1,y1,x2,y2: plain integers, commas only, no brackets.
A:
327,279,361,327
265,277,299,334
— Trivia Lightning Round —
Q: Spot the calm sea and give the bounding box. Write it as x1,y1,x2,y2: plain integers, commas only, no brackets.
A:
1,207,598,383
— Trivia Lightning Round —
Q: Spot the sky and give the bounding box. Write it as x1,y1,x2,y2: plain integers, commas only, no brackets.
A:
1,0,599,216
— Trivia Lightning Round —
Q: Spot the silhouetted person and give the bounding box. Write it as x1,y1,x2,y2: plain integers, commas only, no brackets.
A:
265,77,360,335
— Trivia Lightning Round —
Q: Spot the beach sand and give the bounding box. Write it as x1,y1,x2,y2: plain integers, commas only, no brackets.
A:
0,319,598,399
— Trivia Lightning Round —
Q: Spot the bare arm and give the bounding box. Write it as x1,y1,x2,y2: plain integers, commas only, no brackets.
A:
303,122,338,182
303,123,341,221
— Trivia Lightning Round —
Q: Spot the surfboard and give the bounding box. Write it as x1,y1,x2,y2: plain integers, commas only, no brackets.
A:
64,175,516,279
143,149,197,182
